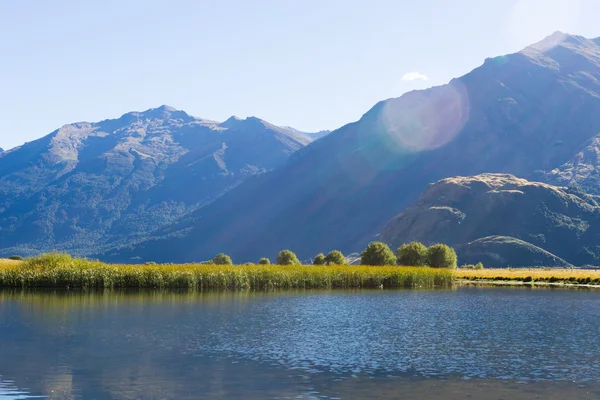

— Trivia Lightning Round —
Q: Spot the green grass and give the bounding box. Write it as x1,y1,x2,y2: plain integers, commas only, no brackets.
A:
0,253,453,290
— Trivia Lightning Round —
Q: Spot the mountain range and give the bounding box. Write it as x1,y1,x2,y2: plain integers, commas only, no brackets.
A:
2,32,600,267
0,106,327,256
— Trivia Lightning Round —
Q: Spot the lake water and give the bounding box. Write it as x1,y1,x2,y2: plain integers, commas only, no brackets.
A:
1,287,600,399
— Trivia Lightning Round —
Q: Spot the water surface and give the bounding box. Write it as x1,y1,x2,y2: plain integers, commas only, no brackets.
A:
1,288,599,399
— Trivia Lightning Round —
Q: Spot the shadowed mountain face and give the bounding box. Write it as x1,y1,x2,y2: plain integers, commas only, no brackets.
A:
0,106,323,256
381,174,600,267
109,32,600,264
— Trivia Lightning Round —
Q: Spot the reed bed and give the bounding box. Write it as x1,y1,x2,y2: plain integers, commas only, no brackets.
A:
0,254,452,289
455,268,600,285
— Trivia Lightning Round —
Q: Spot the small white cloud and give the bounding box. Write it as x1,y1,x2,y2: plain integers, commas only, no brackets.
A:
401,72,429,81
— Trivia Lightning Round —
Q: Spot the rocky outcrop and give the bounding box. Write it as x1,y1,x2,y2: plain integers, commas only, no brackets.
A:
380,174,600,267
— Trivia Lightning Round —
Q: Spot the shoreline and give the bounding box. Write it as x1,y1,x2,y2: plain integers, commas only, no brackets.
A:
456,279,600,289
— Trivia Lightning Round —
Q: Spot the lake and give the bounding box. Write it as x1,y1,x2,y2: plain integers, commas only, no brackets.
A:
1,287,600,399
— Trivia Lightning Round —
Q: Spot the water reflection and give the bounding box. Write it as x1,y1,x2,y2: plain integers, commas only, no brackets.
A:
0,378,45,399
1,288,600,399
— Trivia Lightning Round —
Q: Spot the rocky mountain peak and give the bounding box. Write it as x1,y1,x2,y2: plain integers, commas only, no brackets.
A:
118,105,193,123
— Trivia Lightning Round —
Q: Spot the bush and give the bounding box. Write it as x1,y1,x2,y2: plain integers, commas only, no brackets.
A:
258,257,271,265
23,252,74,271
360,242,396,266
474,262,484,270
325,250,346,265
313,253,326,265
396,242,428,266
277,250,300,265
145,261,157,265
213,253,233,265
427,244,457,269
9,255,24,261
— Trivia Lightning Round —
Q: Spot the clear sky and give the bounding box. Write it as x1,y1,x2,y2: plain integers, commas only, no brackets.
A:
1,0,599,150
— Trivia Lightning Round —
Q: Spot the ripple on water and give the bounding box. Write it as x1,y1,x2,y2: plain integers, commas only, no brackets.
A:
0,379,45,400
187,289,600,381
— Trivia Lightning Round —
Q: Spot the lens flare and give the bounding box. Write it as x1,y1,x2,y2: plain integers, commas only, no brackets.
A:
379,81,470,152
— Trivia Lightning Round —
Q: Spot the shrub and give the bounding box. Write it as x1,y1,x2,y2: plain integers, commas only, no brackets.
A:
258,257,271,265
23,252,74,271
213,253,233,265
145,261,157,265
360,242,396,266
313,253,326,265
474,262,484,270
277,250,300,265
9,255,24,261
396,242,428,266
427,244,457,269
325,250,346,265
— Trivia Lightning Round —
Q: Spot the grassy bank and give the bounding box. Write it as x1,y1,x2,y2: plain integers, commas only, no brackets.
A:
0,254,452,289
455,268,600,285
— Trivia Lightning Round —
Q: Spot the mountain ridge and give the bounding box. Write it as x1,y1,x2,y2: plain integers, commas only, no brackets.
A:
104,32,600,263
4,32,600,264
0,106,325,257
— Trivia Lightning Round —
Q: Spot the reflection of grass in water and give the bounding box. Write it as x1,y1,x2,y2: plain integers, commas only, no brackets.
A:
455,268,600,285
0,253,453,290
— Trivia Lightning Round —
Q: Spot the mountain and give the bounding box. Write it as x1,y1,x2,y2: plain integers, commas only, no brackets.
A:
381,174,600,267
108,32,600,264
0,106,323,256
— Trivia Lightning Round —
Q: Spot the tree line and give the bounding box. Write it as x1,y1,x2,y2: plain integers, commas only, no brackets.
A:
211,241,457,269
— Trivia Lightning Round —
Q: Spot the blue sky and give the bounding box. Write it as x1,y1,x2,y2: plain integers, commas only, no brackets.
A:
1,0,599,150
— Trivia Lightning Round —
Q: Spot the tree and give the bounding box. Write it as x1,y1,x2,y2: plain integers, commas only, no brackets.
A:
360,242,396,266
325,250,346,265
258,257,271,265
277,250,301,265
313,253,326,265
213,253,233,265
427,244,457,269
396,242,428,266
9,255,24,261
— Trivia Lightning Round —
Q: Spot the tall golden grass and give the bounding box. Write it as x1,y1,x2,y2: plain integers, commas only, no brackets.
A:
0,253,452,289
455,268,600,285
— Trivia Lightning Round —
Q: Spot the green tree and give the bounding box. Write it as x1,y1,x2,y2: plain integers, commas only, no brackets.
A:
313,253,326,265
325,250,346,265
396,242,428,266
277,250,301,265
9,255,24,261
427,244,457,269
213,253,233,265
360,242,396,266
258,257,271,265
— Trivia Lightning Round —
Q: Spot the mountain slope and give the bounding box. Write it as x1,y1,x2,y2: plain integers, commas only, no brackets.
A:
380,174,600,267
109,32,600,263
0,106,321,256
